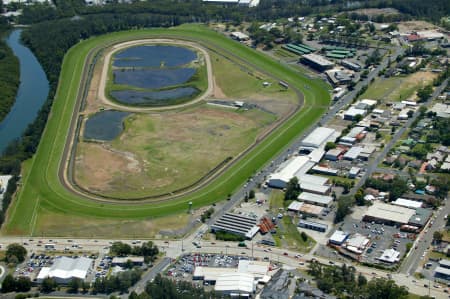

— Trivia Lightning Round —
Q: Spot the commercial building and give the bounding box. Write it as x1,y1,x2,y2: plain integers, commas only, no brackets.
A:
297,192,333,207
301,54,334,71
298,220,328,232
211,212,259,239
193,267,237,282
434,267,450,280
408,208,432,228
237,260,270,280
343,234,369,254
300,127,337,152
344,107,366,121
328,230,349,246
215,273,255,296
326,70,352,86
392,198,422,209
37,257,92,284
430,103,450,118
363,202,416,225
378,249,400,263
111,256,144,267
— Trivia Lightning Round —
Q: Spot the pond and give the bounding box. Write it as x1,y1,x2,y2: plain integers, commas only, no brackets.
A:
111,87,198,105
84,110,130,141
113,68,196,89
113,45,197,68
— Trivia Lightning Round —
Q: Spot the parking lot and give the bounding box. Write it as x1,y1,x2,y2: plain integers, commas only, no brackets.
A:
340,219,413,266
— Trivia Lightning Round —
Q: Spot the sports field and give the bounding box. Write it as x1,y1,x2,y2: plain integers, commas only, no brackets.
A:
3,24,330,237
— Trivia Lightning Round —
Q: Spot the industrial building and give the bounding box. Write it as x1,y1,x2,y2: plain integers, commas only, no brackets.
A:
378,249,400,263
343,146,363,161
408,208,432,228
325,148,345,161
287,201,304,213
211,212,259,239
301,54,334,71
267,156,314,189
435,260,450,280
299,174,331,195
362,202,416,225
297,192,333,207
392,198,422,209
215,273,255,296
37,257,92,284
298,220,328,232
300,127,338,153
299,203,324,217
348,167,360,179
312,165,338,176
328,230,349,246
343,107,366,121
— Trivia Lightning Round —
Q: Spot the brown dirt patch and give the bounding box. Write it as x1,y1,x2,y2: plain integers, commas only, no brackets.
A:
398,21,438,33
350,8,400,16
74,142,141,192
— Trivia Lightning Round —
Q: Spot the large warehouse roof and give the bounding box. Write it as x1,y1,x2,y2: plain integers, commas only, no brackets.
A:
298,192,333,206
302,54,334,67
193,267,237,281
301,127,336,149
268,156,313,185
215,273,255,294
363,202,416,224
211,212,259,238
238,260,269,278
37,257,92,282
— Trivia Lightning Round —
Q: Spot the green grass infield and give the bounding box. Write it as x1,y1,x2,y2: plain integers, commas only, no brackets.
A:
4,24,330,235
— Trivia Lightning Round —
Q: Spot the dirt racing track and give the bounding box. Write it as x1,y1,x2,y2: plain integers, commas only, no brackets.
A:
4,25,330,235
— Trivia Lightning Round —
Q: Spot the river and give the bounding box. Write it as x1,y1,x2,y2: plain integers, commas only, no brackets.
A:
0,29,49,153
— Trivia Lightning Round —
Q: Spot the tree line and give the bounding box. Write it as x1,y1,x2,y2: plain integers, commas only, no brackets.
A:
0,38,20,123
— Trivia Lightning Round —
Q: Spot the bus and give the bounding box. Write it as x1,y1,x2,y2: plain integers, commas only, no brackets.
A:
44,243,56,250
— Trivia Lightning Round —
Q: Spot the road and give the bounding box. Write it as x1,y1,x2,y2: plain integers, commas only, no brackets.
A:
128,257,172,295
349,77,449,197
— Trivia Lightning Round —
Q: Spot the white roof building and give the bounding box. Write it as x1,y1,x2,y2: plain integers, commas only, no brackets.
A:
215,273,255,295
193,267,237,281
392,198,422,209
329,230,349,245
363,202,416,225
378,249,400,263
344,107,366,120
238,260,269,279
267,156,314,189
37,257,92,284
287,201,304,212
344,234,369,254
297,192,333,207
300,127,336,149
343,146,364,161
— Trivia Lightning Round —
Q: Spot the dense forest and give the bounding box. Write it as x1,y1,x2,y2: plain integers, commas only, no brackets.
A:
0,38,20,123
16,0,450,25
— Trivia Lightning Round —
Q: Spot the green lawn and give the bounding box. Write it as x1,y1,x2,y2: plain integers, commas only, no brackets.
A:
4,24,330,236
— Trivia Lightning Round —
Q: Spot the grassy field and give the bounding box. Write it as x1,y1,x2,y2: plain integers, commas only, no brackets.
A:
269,191,316,253
75,106,275,199
3,24,330,237
359,71,437,102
